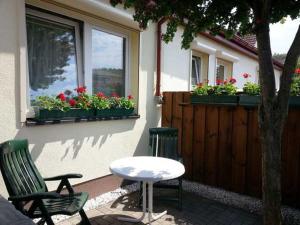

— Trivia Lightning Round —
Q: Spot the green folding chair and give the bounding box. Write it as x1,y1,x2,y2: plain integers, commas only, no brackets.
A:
139,127,183,209
0,139,91,225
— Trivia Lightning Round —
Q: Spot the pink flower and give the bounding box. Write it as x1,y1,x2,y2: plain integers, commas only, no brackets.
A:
128,95,134,100
229,78,236,84
69,99,76,107
224,80,228,84
57,93,66,101
75,86,86,94
243,73,251,79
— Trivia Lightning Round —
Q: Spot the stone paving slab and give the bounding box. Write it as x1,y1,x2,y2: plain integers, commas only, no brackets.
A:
58,191,261,225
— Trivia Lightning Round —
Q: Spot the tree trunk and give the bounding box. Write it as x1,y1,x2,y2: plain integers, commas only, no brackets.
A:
256,22,284,225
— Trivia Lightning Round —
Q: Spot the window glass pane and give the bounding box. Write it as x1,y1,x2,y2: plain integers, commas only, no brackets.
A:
191,56,201,86
216,64,225,81
26,15,78,104
92,29,125,96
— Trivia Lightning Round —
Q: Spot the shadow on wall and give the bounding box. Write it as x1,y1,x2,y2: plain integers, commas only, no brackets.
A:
13,120,137,161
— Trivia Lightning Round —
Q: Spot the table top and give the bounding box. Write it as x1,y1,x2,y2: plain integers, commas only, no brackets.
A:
110,156,185,182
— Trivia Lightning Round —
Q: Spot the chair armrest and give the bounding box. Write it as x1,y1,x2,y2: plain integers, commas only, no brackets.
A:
8,192,61,202
44,173,83,181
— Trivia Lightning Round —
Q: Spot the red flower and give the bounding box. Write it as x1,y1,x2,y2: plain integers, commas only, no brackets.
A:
69,99,77,107
229,78,236,84
57,93,66,101
97,92,106,99
75,86,86,94
216,79,223,85
128,95,134,100
243,73,251,79
295,68,300,74
111,92,119,98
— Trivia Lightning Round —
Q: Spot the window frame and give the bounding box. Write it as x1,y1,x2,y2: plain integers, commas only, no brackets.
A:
25,8,83,109
216,58,233,83
190,50,209,89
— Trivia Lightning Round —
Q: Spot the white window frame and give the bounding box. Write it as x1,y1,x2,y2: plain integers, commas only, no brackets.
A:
191,55,203,86
84,23,130,96
25,8,83,115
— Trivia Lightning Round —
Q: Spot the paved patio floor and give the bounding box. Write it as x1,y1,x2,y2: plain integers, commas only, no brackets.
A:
58,191,262,225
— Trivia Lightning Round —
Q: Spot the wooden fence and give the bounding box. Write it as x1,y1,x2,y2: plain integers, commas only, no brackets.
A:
162,91,300,207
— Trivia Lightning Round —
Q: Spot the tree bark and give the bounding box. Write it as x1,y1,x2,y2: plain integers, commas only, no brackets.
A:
255,9,300,225
256,23,283,225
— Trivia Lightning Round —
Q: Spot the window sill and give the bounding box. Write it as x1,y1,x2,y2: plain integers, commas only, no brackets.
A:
25,114,140,126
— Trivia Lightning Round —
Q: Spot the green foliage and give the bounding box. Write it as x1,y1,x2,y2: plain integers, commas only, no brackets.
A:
109,96,135,109
110,0,300,49
243,82,261,96
291,77,300,96
91,95,110,110
192,84,212,96
36,96,70,111
192,82,237,96
213,83,237,96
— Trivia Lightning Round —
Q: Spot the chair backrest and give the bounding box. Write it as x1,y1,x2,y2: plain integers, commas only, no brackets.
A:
149,127,179,160
0,140,46,197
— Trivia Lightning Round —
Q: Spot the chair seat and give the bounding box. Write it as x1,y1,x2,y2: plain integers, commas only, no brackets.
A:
32,192,88,217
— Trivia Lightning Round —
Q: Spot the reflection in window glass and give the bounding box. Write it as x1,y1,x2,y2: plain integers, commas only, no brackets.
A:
26,15,78,104
216,64,225,81
92,29,125,97
191,56,202,86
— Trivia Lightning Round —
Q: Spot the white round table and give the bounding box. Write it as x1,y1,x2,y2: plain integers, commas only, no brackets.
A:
110,156,185,224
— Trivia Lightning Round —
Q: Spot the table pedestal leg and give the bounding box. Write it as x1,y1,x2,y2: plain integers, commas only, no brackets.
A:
117,181,167,224
117,181,147,222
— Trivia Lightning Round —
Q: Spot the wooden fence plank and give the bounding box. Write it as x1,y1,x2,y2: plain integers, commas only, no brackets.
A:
245,109,261,197
192,105,206,182
217,106,233,190
181,92,194,179
231,106,248,193
204,106,219,186
162,92,173,127
171,92,184,155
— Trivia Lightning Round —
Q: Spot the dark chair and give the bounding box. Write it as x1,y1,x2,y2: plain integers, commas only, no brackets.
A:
140,127,183,209
0,139,91,225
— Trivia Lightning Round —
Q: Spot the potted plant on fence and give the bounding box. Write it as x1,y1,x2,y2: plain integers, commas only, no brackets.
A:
239,73,261,106
191,78,238,105
289,74,300,107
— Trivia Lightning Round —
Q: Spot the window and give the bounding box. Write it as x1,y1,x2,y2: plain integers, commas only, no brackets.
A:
191,51,208,87
216,58,233,82
26,8,130,108
26,9,82,105
91,29,126,96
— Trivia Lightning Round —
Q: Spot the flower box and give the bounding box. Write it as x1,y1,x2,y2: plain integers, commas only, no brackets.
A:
191,95,238,105
289,96,300,107
37,108,94,121
95,108,134,118
239,95,261,107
